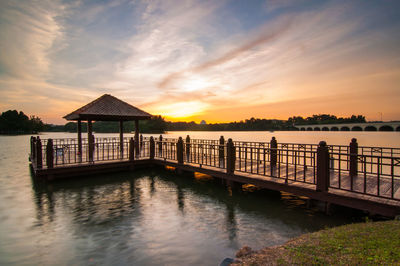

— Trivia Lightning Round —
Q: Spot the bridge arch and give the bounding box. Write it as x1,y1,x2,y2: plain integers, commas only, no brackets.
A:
307,127,313,131
379,125,394,131
314,127,321,131
331,126,339,131
322,127,329,131
351,126,362,131
365,126,377,131
340,126,350,131
396,126,400,132
300,127,305,131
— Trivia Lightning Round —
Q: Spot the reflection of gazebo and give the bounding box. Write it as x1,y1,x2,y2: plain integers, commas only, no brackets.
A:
63,94,152,160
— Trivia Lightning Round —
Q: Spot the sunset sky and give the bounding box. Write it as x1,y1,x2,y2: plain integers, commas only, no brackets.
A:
0,0,399,124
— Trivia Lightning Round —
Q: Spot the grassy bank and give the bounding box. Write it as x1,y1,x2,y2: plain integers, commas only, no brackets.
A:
233,220,400,265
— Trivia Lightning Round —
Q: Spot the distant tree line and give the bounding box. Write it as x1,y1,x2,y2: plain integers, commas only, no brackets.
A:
0,110,44,134
0,110,367,134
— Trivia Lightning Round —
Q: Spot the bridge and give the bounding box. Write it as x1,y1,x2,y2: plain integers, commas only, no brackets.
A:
295,122,400,131
29,135,400,217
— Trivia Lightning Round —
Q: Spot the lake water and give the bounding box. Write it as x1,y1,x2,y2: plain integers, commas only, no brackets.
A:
0,131,398,265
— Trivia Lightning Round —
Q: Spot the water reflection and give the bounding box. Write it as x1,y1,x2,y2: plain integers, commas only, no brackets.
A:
28,167,361,265
177,186,185,212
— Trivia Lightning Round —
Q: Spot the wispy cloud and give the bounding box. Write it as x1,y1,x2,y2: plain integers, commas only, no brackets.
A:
0,0,399,123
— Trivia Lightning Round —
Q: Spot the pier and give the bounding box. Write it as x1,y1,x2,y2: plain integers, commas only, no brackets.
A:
29,135,400,217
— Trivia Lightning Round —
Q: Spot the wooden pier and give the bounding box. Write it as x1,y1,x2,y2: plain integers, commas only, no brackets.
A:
29,135,400,217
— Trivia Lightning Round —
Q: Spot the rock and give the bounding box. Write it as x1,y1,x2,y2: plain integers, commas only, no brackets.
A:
220,257,234,266
235,246,253,258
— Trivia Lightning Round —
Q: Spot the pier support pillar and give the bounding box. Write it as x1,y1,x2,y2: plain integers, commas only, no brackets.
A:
46,139,54,168
350,138,358,178
226,138,236,174
129,137,135,161
135,120,139,157
158,135,163,157
150,136,155,159
316,141,330,192
119,121,124,158
186,135,190,161
87,120,94,162
36,137,42,169
219,136,225,167
177,137,184,164
77,120,82,159
270,136,277,168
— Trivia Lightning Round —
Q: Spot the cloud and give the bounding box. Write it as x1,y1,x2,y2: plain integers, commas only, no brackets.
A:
0,0,400,123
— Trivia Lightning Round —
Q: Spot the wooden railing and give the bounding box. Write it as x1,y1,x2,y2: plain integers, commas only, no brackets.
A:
30,135,400,201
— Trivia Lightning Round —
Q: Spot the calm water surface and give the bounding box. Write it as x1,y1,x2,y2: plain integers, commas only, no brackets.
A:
0,131,398,265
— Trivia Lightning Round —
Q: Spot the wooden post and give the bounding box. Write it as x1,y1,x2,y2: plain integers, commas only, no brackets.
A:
219,136,225,160
119,121,124,158
135,120,139,156
316,141,330,192
129,137,135,161
77,120,82,157
88,120,93,162
30,136,35,160
226,138,236,174
186,135,190,160
177,137,184,164
46,139,54,168
140,134,143,150
32,137,37,161
270,136,277,168
150,136,155,159
36,137,42,169
349,138,358,177
159,135,163,156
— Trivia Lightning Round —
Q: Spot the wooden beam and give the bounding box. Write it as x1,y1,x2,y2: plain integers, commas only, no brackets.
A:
77,120,82,158
135,120,139,156
88,120,93,162
120,121,124,158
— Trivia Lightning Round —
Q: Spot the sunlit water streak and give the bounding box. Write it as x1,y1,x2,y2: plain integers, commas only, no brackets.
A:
1,131,398,265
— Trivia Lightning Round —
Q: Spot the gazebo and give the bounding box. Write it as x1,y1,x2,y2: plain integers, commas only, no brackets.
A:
63,94,152,160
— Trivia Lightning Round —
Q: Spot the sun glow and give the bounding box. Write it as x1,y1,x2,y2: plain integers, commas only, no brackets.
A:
150,101,209,120
179,75,213,92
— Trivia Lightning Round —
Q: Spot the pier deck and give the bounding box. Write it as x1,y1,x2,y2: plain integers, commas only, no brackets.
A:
29,136,400,217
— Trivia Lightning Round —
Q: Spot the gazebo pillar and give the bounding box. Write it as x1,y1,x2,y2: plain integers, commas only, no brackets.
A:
135,120,139,156
77,120,82,158
88,120,93,162
119,121,124,158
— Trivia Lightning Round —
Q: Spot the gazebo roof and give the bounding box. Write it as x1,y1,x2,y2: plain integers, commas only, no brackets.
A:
63,94,152,121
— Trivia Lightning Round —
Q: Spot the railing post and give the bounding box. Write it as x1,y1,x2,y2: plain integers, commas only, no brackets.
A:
129,137,135,161
226,138,236,174
186,135,190,160
270,136,277,168
150,136,155,159
30,136,36,161
349,138,358,177
219,136,225,162
88,134,95,162
159,135,163,156
140,134,143,150
316,141,330,192
177,137,184,164
46,139,54,168
36,137,42,169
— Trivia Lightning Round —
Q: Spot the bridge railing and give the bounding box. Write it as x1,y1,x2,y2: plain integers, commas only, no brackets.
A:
30,137,150,168
30,136,400,201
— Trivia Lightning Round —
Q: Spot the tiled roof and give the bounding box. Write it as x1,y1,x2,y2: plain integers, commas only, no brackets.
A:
63,94,152,121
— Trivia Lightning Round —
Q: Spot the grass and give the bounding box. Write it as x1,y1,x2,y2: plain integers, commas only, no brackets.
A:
233,220,400,265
